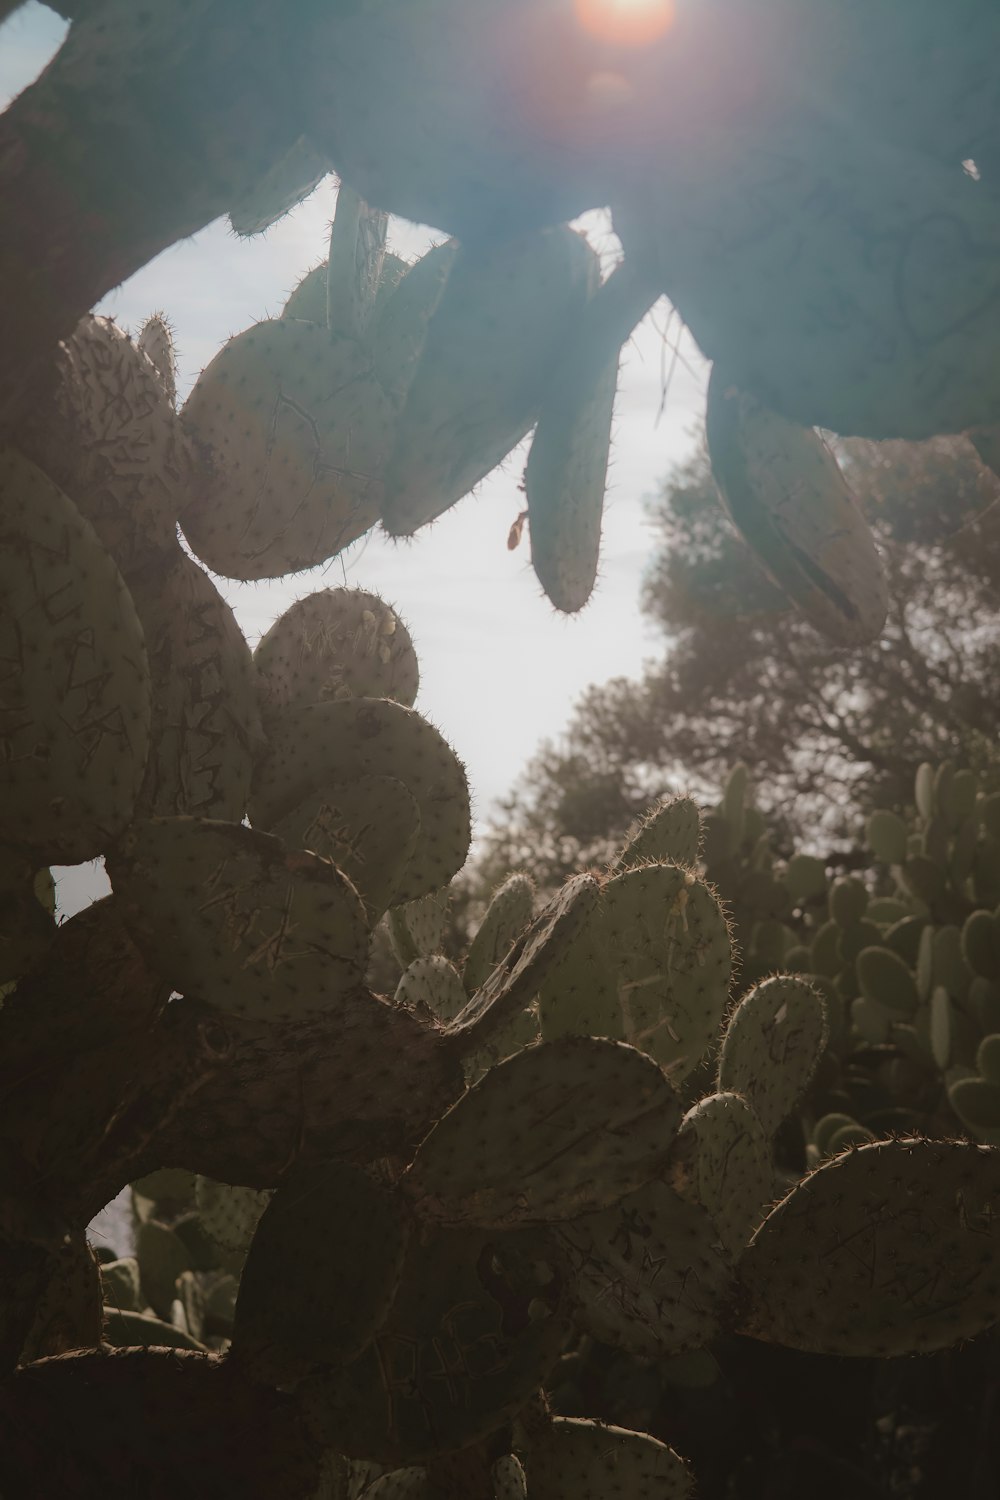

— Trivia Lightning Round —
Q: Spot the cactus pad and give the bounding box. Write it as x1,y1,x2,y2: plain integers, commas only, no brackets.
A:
250,699,470,905
0,444,151,862
110,817,370,1022
180,319,391,579
403,1037,682,1229
717,975,828,1138
737,1138,1000,1355
254,589,419,722
523,1417,694,1499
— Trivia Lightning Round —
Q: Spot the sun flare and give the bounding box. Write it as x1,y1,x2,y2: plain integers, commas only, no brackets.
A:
574,0,677,48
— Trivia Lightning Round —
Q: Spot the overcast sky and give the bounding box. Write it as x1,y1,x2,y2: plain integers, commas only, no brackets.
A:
3,4,710,913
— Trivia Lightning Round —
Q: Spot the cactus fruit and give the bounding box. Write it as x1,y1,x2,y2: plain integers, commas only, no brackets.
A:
380,227,599,538
109,817,370,1022
737,1138,1000,1356
705,367,888,646
299,1226,568,1464
402,1037,682,1229
249,699,471,904
180,319,392,579
0,444,152,862
253,589,419,723
522,1416,694,1499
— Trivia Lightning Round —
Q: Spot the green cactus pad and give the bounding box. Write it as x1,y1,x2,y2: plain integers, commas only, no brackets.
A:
463,874,535,997
381,227,598,537
396,956,468,1024
866,809,909,865
553,1181,733,1357
403,1037,681,1229
829,877,869,927
282,262,330,326
231,1160,409,1388
364,1470,429,1500
601,863,733,1082
227,134,332,237
856,946,919,1016
271,775,420,921
180,319,392,579
249,699,470,905
99,1257,143,1313
673,1092,776,1259
388,889,450,966
524,1417,694,1500
0,444,152,862
977,1033,1000,1085
737,1138,1000,1355
110,817,370,1022
136,313,178,409
525,324,617,614
299,1225,567,1464
254,589,419,723
129,549,262,823
538,919,622,1044
103,1307,207,1351
717,975,828,1138
135,1219,191,1321
32,315,186,572
325,184,389,344
614,797,702,872
193,1182,271,1271
948,1076,1000,1131
782,853,828,904
371,243,459,405
448,873,599,1044
491,1455,527,1500
705,369,887,645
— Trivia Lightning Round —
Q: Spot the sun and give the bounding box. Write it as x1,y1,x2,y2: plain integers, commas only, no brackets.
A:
574,0,677,48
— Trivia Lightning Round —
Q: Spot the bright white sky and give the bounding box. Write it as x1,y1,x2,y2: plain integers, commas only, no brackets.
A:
2,4,709,913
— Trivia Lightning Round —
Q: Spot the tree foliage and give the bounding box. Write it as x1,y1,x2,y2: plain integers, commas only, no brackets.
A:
475,433,1000,894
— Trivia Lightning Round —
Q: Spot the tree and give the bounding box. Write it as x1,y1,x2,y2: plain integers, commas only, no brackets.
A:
474,433,1000,894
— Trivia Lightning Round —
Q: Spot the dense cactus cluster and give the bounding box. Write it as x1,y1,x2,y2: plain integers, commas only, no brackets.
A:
5,2,1000,1494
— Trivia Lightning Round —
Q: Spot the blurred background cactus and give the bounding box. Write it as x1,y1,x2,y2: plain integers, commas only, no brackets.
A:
5,2,1000,1496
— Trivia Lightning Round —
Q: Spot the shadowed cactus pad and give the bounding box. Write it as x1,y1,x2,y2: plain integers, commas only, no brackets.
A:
129,548,262,823
705,368,888,647
737,1138,1000,1355
0,444,152,862
403,1037,682,1229
231,1160,410,1388
396,956,468,1025
602,863,733,1082
553,1181,733,1358
614,797,702,873
523,1417,694,1499
381,227,599,537
110,817,369,1021
462,873,535,997
250,699,471,904
300,1226,567,1464
254,589,419,722
180,320,392,579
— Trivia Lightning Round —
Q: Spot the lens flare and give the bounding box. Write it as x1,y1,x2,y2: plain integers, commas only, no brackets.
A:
574,0,676,48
